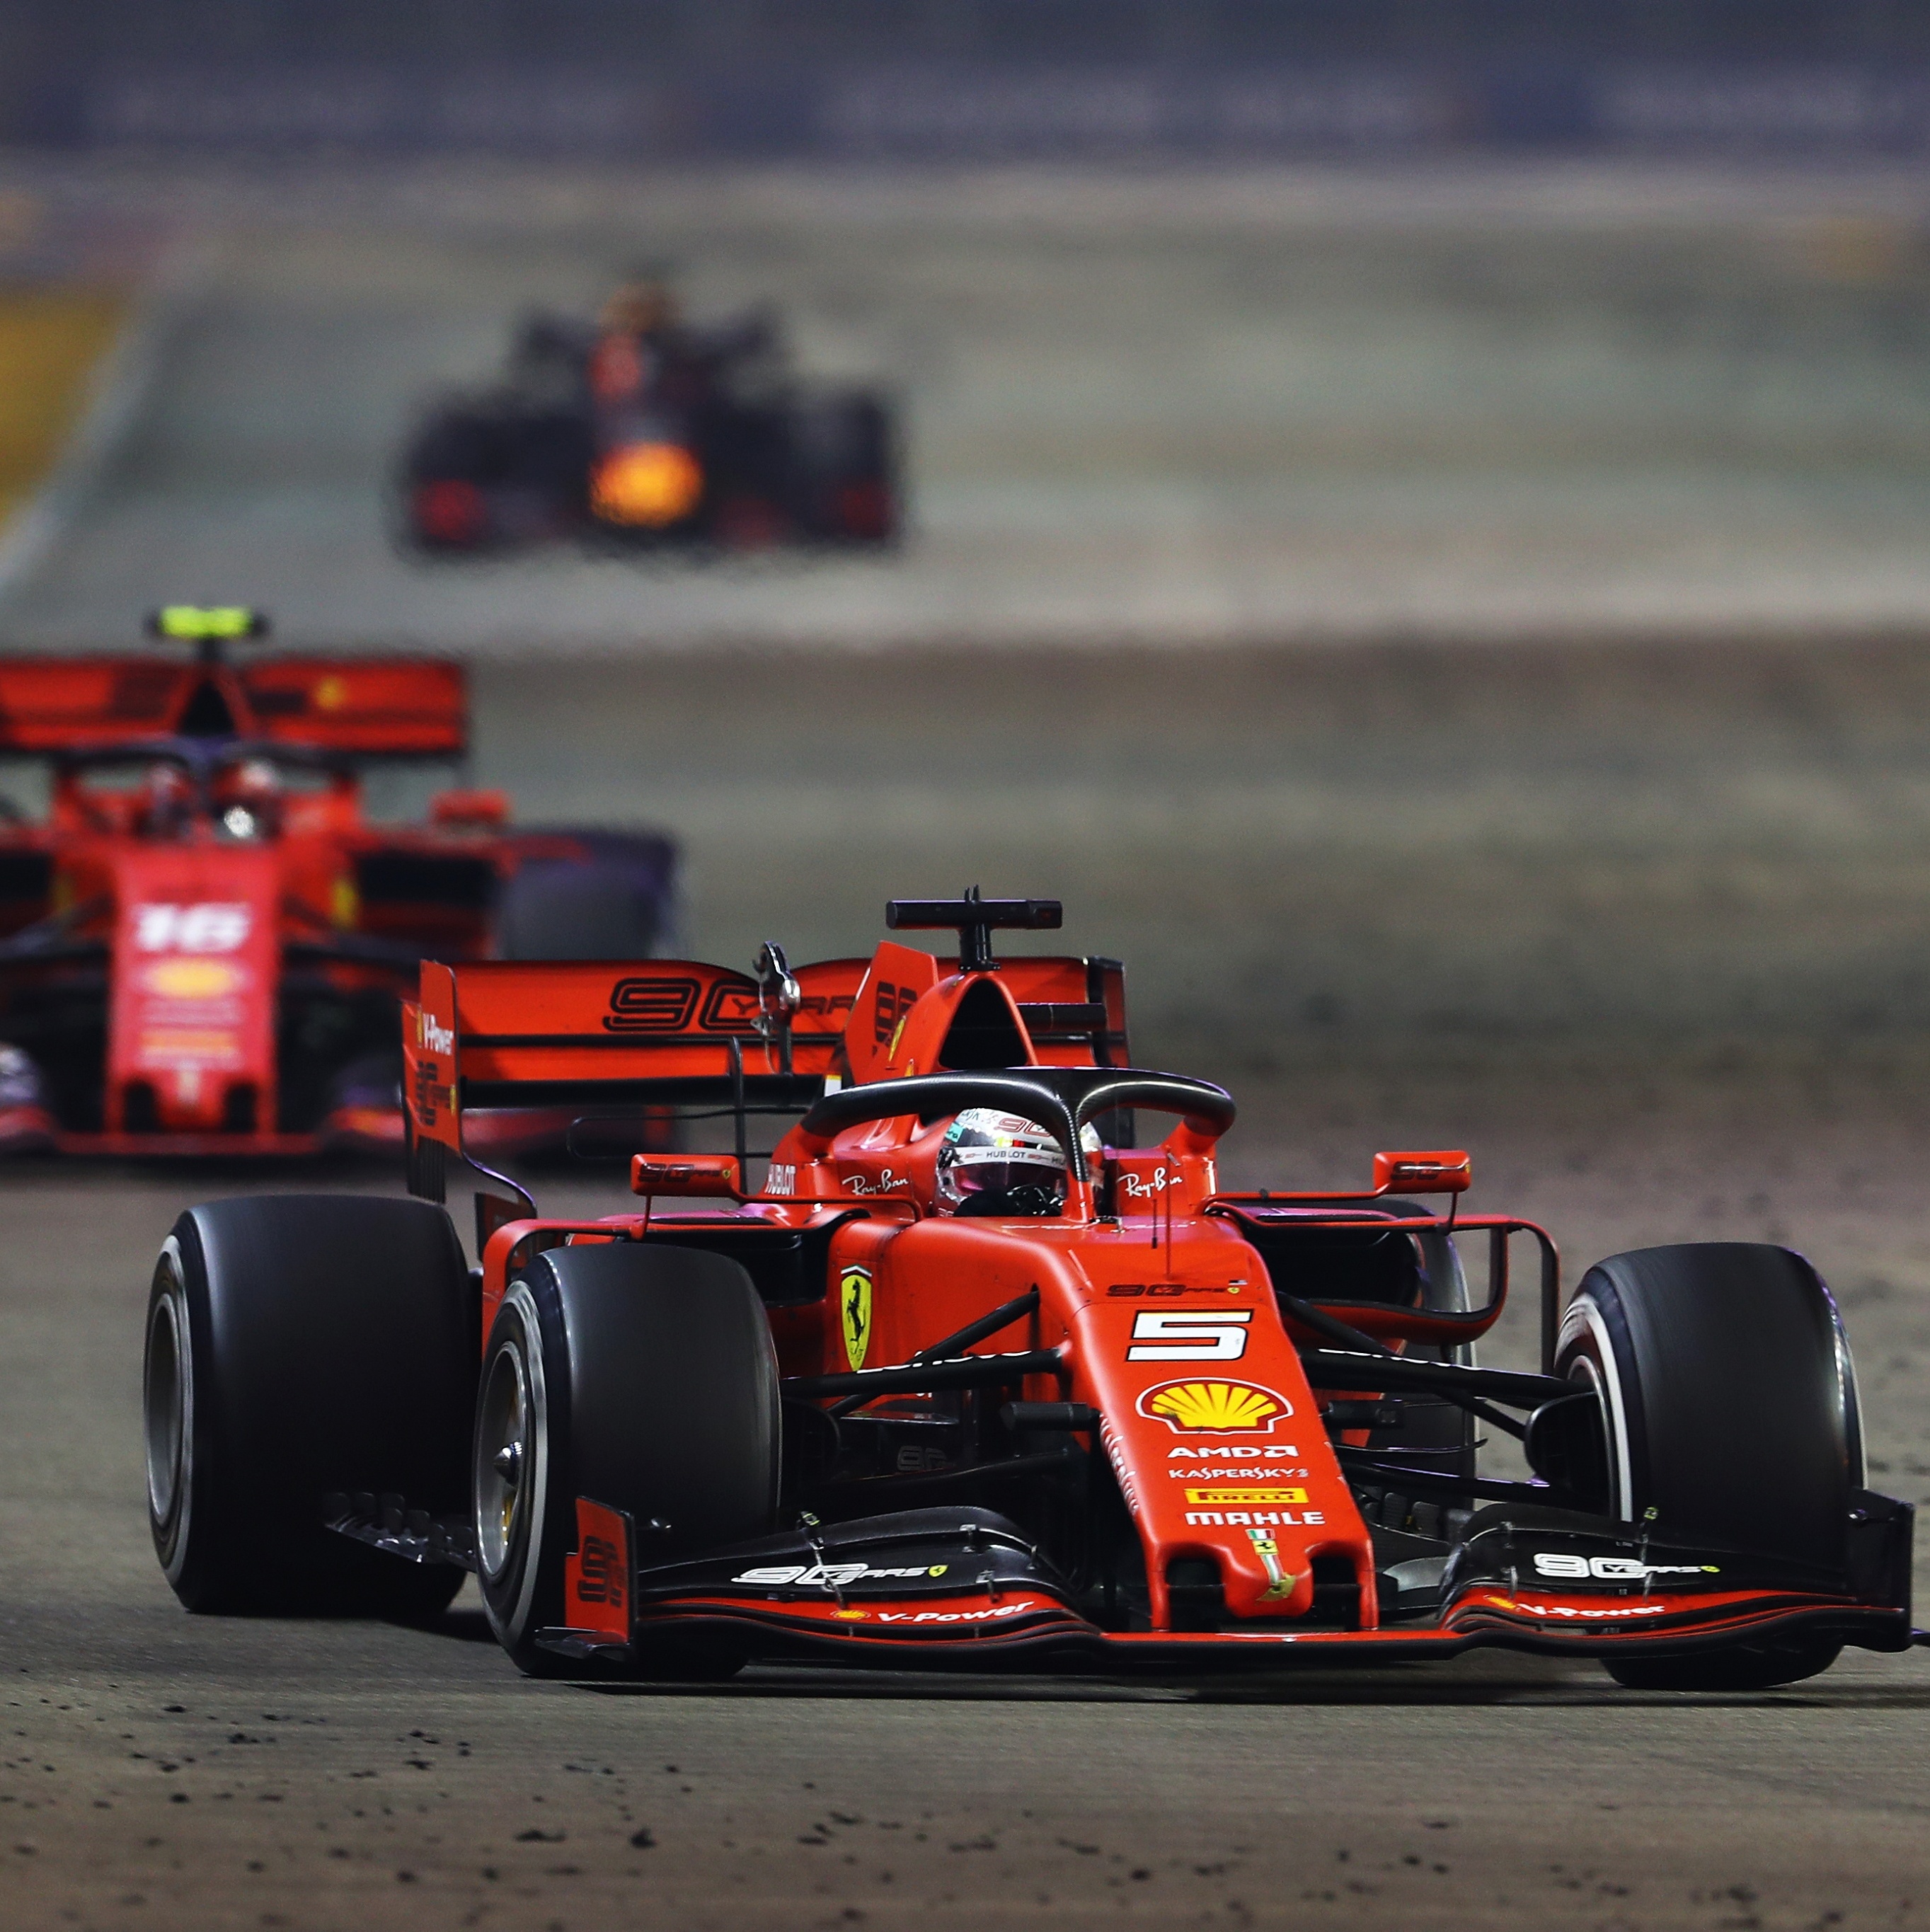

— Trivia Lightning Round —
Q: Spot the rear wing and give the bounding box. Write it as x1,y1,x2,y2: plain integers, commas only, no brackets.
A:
402,956,868,1199
401,950,1128,1200
0,656,466,757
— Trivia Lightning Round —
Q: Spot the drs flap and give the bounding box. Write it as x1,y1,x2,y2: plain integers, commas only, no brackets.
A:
0,656,466,757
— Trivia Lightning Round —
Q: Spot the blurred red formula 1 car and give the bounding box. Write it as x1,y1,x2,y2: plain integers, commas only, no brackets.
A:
0,608,676,1155
144,893,1920,1685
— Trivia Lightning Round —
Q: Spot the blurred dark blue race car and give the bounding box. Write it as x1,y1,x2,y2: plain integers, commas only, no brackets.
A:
401,281,900,553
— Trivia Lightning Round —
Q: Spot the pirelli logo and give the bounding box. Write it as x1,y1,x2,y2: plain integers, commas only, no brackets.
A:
1183,1487,1308,1505
603,976,699,1033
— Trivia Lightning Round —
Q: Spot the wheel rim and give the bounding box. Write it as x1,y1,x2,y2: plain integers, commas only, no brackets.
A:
144,1284,188,1532
1556,1295,1634,1521
475,1338,531,1581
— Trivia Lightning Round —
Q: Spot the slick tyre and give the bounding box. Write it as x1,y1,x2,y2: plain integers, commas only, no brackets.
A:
144,1196,474,1619
493,836,676,962
473,1243,779,1678
1554,1242,1862,1691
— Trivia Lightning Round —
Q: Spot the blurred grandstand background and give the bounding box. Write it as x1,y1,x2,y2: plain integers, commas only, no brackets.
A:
2,1,1929,161
4,4,1930,1059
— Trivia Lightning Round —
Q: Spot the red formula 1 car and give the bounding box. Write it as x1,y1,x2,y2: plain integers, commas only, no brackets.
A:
142,895,1920,1686
0,609,676,1156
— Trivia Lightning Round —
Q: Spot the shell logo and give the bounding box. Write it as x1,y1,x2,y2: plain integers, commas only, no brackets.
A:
147,958,242,999
1136,1379,1293,1434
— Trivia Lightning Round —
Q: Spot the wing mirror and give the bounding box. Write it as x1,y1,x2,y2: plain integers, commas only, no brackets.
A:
630,1154,745,1200
431,788,510,827
1372,1149,1471,1195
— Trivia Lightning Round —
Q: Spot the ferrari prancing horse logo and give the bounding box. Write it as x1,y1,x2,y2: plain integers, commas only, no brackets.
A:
840,1267,873,1371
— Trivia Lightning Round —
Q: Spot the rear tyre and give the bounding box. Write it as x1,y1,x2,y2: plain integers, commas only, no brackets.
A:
784,391,897,542
1555,1242,1861,1692
473,1242,779,1677
144,1196,474,1618
493,834,678,961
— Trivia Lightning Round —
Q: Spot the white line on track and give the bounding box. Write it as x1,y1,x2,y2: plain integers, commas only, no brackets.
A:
0,238,214,618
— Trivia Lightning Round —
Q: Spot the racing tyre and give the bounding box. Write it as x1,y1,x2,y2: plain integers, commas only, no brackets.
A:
1554,1242,1861,1691
473,1242,779,1678
145,1196,475,1618
493,835,677,961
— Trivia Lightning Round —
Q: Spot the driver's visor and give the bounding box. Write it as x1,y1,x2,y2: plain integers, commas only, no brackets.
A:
950,1158,1065,1198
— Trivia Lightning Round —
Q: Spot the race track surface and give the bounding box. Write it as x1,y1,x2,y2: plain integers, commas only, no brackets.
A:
4,1060,1929,1931
6,160,1930,648
4,158,1930,1928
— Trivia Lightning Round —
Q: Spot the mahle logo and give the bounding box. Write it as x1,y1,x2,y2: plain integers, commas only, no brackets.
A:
1136,1379,1293,1434
840,1267,873,1371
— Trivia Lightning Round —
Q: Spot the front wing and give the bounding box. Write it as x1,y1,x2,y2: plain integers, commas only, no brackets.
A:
529,1500,1922,1673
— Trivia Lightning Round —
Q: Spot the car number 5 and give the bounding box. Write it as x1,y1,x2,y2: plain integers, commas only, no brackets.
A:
1126,1309,1253,1361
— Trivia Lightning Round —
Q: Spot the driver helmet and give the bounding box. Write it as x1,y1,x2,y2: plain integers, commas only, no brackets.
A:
599,280,678,338
936,1108,1098,1218
214,758,282,841
137,761,194,839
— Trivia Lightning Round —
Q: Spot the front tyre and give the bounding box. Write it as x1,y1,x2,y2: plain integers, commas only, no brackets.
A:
1555,1242,1861,1691
1602,1633,1845,1694
473,1242,780,1677
472,1278,569,1674
144,1257,202,1599
144,1196,474,1618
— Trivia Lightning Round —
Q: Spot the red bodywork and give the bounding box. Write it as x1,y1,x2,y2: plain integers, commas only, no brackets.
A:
0,650,665,1156
402,934,1915,1668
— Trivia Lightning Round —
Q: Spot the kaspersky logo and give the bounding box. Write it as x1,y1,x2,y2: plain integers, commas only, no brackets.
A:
1136,1379,1293,1434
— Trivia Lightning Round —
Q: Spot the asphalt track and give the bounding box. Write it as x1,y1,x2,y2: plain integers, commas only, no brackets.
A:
8,159,1930,647
4,1062,1929,1932
4,160,1930,1927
